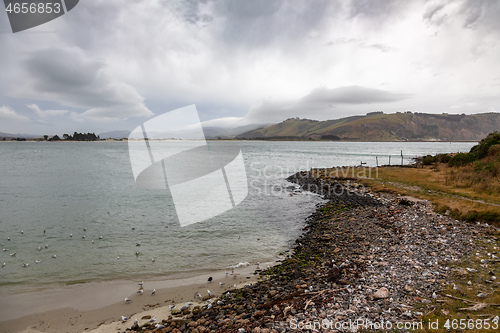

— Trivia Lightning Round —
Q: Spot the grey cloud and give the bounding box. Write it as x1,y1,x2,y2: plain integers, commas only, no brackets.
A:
244,86,410,124
300,86,410,105
0,105,30,122
459,0,500,30
326,38,394,53
27,104,68,117
189,0,336,49
348,0,407,20
17,48,153,120
423,3,448,26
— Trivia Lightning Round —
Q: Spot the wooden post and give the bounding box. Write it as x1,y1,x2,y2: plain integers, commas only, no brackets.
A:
389,156,391,165
376,156,378,167
401,150,403,166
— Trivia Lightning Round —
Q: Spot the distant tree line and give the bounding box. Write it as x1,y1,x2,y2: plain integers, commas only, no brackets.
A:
44,132,100,141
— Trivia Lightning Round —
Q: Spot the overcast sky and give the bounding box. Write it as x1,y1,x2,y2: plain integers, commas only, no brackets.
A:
1,0,499,135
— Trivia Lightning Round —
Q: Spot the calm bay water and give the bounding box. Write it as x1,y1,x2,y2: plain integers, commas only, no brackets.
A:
0,141,475,295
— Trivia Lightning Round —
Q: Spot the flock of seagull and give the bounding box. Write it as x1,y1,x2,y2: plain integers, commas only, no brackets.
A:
1,228,106,269
119,274,246,325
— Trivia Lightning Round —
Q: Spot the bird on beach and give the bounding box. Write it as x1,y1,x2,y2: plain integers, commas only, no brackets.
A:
138,281,144,288
155,324,165,329
22,263,29,267
52,255,57,258
132,319,139,330
217,300,223,305
207,303,212,309
137,289,143,295
35,260,41,264
207,276,213,283
10,253,16,257
121,316,128,322
225,270,229,277
2,263,5,267
151,289,156,296
91,240,94,244
136,242,141,247
82,235,86,239
194,292,202,299
219,282,225,287
99,236,103,240
2,248,8,251
21,230,23,234
37,246,41,251
169,305,175,310
70,234,72,238
149,316,156,323
207,290,213,297
125,298,131,303
45,244,48,248
83,228,86,231
151,258,155,262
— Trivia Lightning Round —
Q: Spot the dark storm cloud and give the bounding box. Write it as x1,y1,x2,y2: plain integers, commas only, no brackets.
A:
178,0,337,48
18,47,153,120
300,86,410,105
459,0,500,30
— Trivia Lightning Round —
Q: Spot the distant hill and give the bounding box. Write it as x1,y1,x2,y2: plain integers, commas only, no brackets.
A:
236,112,500,141
202,123,270,139
0,132,40,140
99,130,131,140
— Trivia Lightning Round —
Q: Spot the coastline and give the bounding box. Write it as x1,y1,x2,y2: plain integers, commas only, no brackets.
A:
2,170,498,333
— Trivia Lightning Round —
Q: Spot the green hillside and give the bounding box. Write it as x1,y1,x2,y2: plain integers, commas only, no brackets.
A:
236,112,500,141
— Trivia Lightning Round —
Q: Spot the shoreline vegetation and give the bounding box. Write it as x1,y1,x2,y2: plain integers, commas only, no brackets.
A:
2,134,499,333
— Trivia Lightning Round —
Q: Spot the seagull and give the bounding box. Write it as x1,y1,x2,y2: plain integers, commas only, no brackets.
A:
45,244,48,248
207,303,212,309
35,260,41,264
169,305,175,310
2,248,8,251
125,298,131,303
10,253,16,257
138,281,144,287
22,263,29,267
117,256,120,259
180,304,189,311
7,238,10,241
37,246,41,251
2,263,5,267
219,282,225,287
225,292,230,297
432,292,437,299
155,324,165,329
91,240,94,244
149,316,156,323
132,319,139,330
135,251,140,256
207,276,213,283
217,300,223,305
207,290,213,297
52,254,57,258
70,234,72,238
99,236,103,240
83,228,86,231
82,235,86,239
21,230,24,234
151,289,156,296
151,258,155,262
194,292,202,299
137,289,143,295
136,242,141,247
225,270,229,277
121,315,128,322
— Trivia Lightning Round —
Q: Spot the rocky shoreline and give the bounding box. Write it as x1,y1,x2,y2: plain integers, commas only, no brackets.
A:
123,171,499,333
